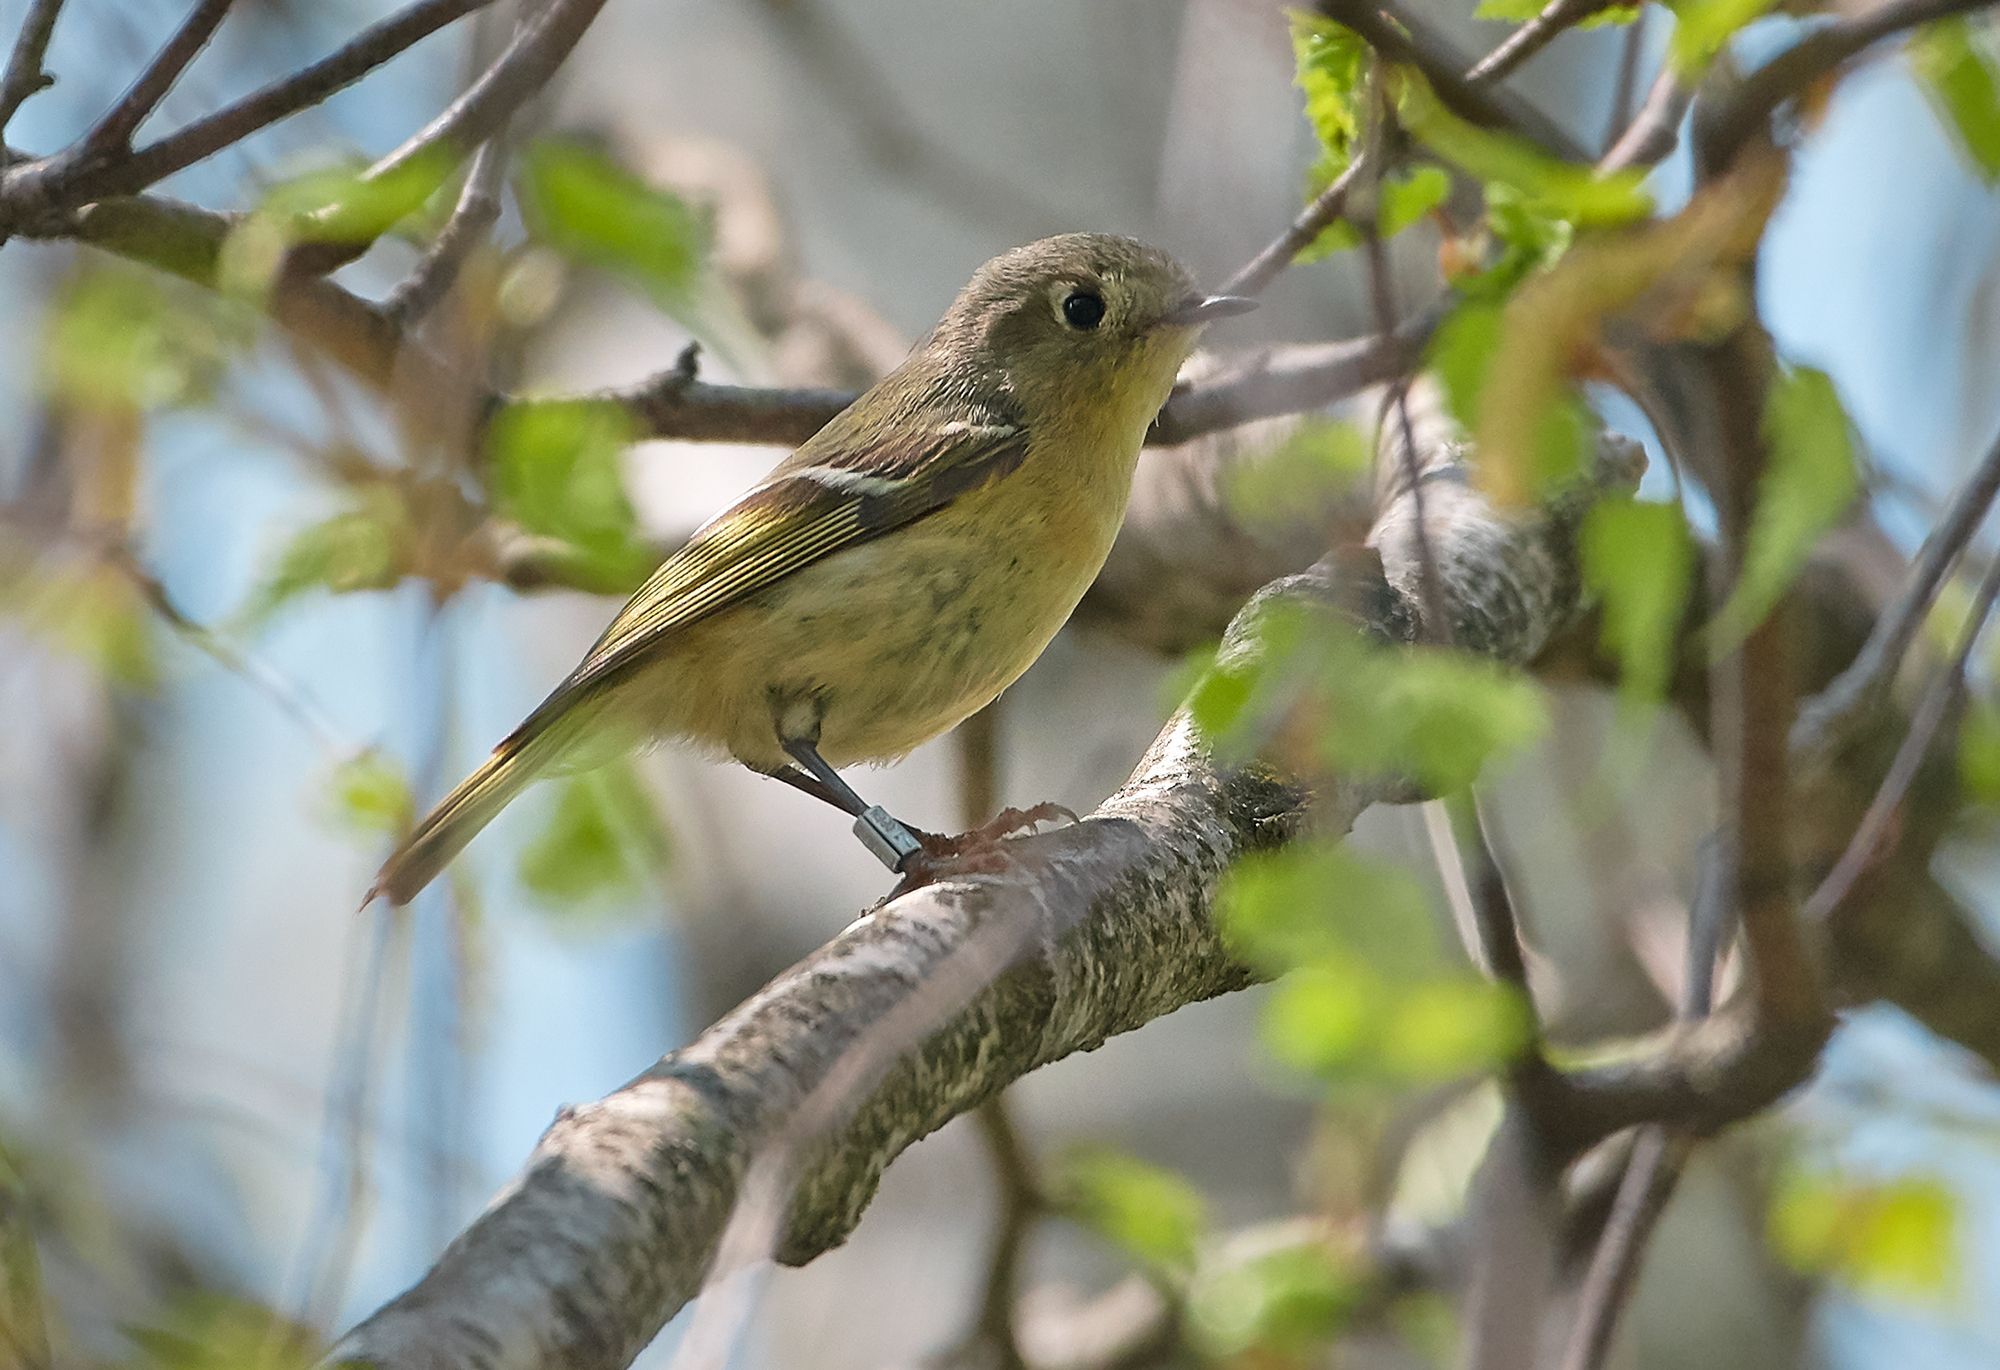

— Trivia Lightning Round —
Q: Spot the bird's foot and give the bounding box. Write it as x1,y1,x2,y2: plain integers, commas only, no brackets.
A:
887,802,1079,896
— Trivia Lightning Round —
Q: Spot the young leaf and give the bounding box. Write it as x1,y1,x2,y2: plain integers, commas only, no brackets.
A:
518,760,670,909
1290,10,1368,170
1058,1147,1208,1275
1770,1168,1961,1303
1582,497,1696,699
1300,165,1451,259
327,751,414,837
1910,17,2000,183
1380,979,1530,1078
1189,1239,1359,1360
1395,77,1652,228
42,265,235,413
1668,0,1780,73
1477,0,1638,22
1260,962,1386,1075
1710,367,1861,646
518,138,707,304
1318,646,1550,794
487,398,653,593
238,489,412,629
1219,843,1439,980
1958,696,2000,804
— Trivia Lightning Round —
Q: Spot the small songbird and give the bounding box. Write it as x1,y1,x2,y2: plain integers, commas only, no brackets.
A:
370,234,1253,904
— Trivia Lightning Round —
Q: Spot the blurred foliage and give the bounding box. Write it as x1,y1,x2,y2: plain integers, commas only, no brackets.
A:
1667,0,1780,73
1056,1146,1208,1278
1188,601,1549,795
1709,366,1860,646
1582,496,1697,701
13,562,159,689
1220,843,1529,1084
326,750,415,838
487,398,655,594
1187,1234,1361,1362
220,148,456,301
518,758,671,911
518,137,708,306
1769,1166,1962,1304
122,1290,321,1370
237,488,416,630
1476,0,1639,23
1911,17,2000,183
1958,696,2000,805
41,264,240,414
1222,418,1372,523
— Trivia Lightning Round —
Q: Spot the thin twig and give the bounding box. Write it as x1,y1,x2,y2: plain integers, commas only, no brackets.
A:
1464,0,1622,85
1802,547,2000,924
108,0,493,199
384,135,508,324
1598,66,1689,173
1601,13,1647,156
1218,158,1366,298
0,0,65,136
82,0,234,157
1794,423,2000,759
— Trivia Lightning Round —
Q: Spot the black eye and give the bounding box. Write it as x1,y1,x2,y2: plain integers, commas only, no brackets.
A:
1062,290,1106,330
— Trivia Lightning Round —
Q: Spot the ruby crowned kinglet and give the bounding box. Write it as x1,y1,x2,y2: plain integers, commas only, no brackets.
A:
370,234,1253,904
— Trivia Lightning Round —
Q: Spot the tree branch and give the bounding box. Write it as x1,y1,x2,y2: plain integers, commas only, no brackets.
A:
328,398,1644,1370
0,0,64,137
82,0,233,157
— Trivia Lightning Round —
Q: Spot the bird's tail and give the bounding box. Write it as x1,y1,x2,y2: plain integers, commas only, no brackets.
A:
366,712,579,907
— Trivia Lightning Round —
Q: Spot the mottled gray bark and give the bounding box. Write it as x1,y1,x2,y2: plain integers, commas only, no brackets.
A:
329,426,1644,1370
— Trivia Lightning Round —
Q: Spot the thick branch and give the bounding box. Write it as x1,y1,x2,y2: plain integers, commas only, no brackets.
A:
329,409,1643,1370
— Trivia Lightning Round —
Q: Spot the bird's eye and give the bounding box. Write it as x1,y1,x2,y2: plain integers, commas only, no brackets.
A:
1061,290,1106,330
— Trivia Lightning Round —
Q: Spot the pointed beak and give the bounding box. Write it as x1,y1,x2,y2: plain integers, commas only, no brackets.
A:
1161,293,1259,327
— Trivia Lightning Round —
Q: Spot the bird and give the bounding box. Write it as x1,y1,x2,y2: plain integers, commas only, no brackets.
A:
369,233,1254,905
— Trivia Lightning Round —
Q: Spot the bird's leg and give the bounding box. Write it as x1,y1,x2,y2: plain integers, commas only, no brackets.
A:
757,763,854,813
779,737,926,872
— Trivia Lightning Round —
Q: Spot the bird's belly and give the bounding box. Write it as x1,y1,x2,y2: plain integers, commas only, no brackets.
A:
631,511,1116,772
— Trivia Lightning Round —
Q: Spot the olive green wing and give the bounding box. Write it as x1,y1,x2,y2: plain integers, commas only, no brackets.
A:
561,410,1031,698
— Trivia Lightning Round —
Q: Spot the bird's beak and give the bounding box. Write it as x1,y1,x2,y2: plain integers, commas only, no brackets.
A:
1161,293,1259,327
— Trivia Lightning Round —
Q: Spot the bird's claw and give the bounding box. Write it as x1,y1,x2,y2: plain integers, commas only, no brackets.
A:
886,802,1079,896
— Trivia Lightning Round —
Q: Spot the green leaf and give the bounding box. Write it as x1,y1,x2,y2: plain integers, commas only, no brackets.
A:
1710,367,1861,646
1058,1147,1207,1275
1396,77,1652,228
517,760,670,908
1261,962,1387,1075
1189,1239,1359,1359
24,565,157,688
487,398,653,592
327,751,413,837
1301,165,1452,259
1478,0,1638,23
1770,1169,1961,1303
238,489,411,629
1958,697,2000,803
1380,979,1530,1077
1668,0,1780,73
1911,17,2000,183
518,138,707,303
1582,498,1696,699
1219,844,1439,979
1290,10,1368,170
219,148,455,300
1318,646,1549,794
42,265,235,412
1430,299,1505,434
1223,418,1372,522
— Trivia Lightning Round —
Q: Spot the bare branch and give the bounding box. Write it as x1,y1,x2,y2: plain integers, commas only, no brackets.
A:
81,0,233,157
383,135,508,325
1463,0,1625,86
0,0,65,136
1598,67,1690,174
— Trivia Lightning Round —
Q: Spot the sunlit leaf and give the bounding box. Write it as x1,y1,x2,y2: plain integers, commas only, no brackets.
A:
487,398,653,593
1710,367,1860,646
1430,299,1505,436
1396,77,1652,228
1668,0,1780,72
1290,10,1368,171
1189,1238,1359,1359
1261,962,1386,1075
1318,646,1549,794
1911,17,2000,183
518,760,670,909
1582,497,1696,699
238,489,412,629
219,148,455,299
1059,1147,1207,1275
518,138,707,303
1770,1168,1961,1304
327,751,413,837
